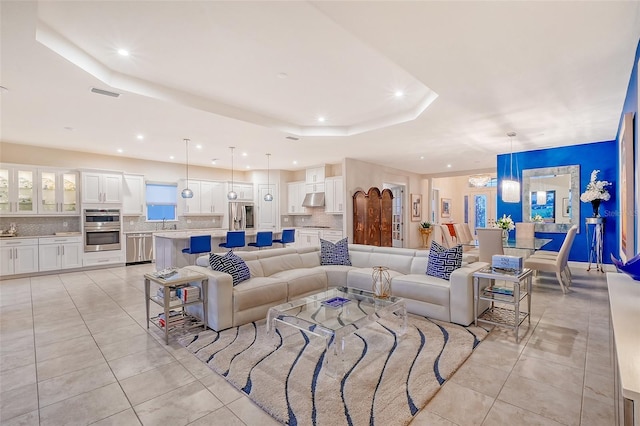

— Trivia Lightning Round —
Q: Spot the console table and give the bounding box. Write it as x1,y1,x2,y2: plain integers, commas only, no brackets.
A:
607,272,639,425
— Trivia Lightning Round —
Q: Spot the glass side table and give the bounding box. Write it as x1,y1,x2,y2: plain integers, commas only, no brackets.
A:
473,267,533,342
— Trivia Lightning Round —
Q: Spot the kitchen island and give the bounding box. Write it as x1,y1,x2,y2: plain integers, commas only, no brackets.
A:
154,229,281,270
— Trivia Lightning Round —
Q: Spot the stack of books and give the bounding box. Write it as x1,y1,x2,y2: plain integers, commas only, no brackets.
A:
155,288,181,307
157,310,185,328
176,286,200,303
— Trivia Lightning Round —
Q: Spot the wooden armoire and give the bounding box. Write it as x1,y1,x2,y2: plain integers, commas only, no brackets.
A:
353,187,393,246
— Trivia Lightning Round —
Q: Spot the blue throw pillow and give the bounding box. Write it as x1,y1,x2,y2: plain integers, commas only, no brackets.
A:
320,238,352,266
426,241,462,280
209,251,250,286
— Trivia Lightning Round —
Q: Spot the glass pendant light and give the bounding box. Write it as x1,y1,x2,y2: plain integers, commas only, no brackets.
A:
501,132,520,203
227,146,238,200
180,138,193,199
264,153,273,201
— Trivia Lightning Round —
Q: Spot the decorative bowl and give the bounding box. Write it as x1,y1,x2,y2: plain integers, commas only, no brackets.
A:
610,253,640,281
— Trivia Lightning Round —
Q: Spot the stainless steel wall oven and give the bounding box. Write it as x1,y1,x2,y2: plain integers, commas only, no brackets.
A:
83,209,121,252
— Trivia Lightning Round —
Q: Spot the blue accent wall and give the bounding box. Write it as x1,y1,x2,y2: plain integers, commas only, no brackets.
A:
497,141,618,263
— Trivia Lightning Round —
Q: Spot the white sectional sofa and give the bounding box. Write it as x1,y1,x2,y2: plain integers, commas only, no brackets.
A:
184,244,489,331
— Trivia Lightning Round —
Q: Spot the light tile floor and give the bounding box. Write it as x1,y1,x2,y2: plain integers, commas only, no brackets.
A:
0,264,614,425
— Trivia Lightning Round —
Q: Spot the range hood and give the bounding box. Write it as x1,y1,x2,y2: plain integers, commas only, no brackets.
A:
302,192,325,207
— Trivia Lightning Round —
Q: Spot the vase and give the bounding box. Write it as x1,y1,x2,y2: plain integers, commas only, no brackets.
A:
502,229,509,242
372,266,391,299
591,200,601,217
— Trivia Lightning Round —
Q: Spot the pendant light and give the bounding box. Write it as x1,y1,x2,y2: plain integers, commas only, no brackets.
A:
264,153,273,201
501,131,520,203
227,146,238,200
180,138,193,199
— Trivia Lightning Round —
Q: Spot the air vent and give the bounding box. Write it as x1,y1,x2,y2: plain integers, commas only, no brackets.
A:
90,87,120,98
286,136,300,141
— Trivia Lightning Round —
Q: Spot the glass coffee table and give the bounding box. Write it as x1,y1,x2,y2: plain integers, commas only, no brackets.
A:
266,287,407,378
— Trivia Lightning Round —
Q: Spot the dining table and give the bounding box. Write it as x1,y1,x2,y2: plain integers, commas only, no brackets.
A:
463,237,553,251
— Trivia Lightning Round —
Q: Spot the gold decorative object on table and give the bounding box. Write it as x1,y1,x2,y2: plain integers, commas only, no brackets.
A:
419,222,432,248
372,266,391,299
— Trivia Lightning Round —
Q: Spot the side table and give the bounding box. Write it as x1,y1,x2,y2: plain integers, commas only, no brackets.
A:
473,267,533,342
144,268,208,344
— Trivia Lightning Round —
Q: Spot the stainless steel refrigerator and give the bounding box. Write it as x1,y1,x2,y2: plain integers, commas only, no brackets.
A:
228,202,255,230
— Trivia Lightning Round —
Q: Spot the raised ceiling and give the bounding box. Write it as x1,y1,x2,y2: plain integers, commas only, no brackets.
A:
1,1,639,174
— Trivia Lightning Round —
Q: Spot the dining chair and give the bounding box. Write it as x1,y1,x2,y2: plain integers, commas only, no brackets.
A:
273,229,295,247
218,231,246,249
515,222,535,239
461,223,475,242
438,224,457,249
526,225,578,289
248,231,273,250
476,228,504,263
453,223,471,244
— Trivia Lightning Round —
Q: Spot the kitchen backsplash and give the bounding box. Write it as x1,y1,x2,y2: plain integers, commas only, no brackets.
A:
123,215,223,232
0,217,81,237
283,208,343,229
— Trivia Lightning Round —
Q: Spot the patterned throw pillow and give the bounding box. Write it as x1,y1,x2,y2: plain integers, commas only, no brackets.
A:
426,241,462,280
320,238,352,266
208,251,250,286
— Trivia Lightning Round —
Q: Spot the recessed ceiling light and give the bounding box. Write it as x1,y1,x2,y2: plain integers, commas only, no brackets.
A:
116,148,123,153
277,72,288,79
293,160,298,165
136,134,144,140
242,152,247,157
169,155,175,160
447,164,452,168
64,126,73,131
394,91,404,97
117,49,129,56
317,117,325,123
0,86,8,93
420,156,424,160
245,165,251,169
211,159,217,165
196,144,202,149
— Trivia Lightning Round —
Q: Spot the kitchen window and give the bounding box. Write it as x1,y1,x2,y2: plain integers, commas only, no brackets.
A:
146,183,177,221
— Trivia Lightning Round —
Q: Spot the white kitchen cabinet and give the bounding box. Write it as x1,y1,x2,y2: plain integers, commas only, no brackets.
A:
321,230,343,243
0,165,37,215
38,236,83,271
305,182,325,194
287,181,308,215
82,250,124,267
234,183,253,201
297,229,320,248
82,172,123,204
123,174,145,215
179,180,226,215
324,176,344,214
0,238,39,275
305,166,326,185
38,169,79,215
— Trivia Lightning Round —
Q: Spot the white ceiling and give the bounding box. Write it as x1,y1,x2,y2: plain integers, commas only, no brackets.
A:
1,1,639,174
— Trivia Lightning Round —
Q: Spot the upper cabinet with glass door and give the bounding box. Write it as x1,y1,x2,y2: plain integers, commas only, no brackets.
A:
0,165,37,215
38,169,79,215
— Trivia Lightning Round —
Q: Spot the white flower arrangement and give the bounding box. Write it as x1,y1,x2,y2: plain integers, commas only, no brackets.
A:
532,214,544,223
580,169,611,202
495,214,515,231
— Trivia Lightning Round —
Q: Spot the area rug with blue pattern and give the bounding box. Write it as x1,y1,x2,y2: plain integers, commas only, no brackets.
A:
179,314,487,425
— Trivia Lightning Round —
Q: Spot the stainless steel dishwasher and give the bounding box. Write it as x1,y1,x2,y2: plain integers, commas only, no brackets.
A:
126,232,154,265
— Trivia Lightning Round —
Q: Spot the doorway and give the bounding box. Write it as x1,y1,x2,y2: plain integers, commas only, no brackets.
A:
464,189,497,235
384,183,405,247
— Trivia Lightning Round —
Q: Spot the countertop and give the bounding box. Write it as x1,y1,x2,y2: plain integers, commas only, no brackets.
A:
607,272,640,402
153,229,281,239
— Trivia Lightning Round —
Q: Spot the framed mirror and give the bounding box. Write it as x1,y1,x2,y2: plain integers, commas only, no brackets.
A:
522,165,580,233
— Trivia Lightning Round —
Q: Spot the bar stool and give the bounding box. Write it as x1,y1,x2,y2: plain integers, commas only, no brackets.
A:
273,229,295,247
248,231,273,250
218,231,246,250
181,235,212,260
